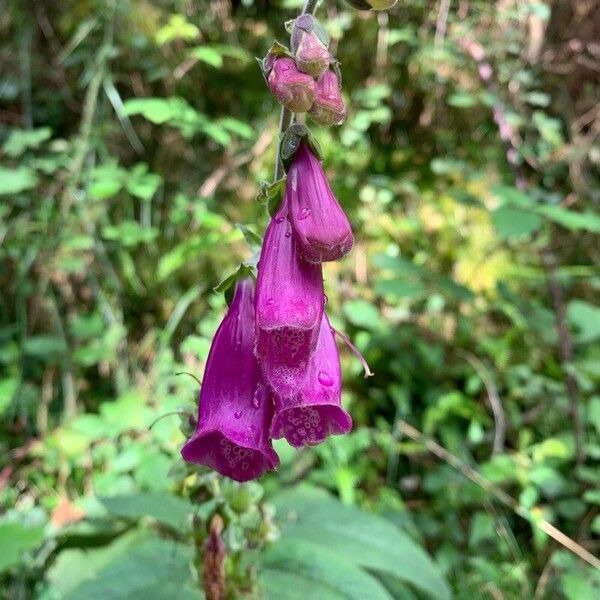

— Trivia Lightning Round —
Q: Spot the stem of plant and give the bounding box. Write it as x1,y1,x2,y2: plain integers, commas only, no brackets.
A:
273,0,322,181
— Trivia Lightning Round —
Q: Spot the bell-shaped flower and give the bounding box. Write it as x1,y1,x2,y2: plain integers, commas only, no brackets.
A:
181,279,279,482
288,143,353,263
267,57,316,113
309,69,346,126
255,201,324,398
271,313,352,447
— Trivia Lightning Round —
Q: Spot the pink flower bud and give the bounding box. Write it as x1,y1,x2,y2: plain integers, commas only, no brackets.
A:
288,144,353,263
255,200,324,398
271,313,352,447
295,31,332,78
309,69,346,126
268,57,316,113
181,279,279,482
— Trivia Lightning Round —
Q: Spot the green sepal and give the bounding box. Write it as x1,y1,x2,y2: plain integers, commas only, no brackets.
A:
268,189,284,218
256,177,287,204
279,124,323,170
236,223,262,249
214,263,256,305
258,41,294,83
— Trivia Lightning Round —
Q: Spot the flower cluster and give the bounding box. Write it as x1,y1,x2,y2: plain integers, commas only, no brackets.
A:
182,141,356,482
181,9,368,483
263,15,346,126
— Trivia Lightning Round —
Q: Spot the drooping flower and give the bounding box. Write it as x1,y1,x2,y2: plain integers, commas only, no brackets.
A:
288,143,353,263
181,279,279,482
267,57,316,113
291,15,332,78
255,200,324,398
309,69,346,126
271,313,352,447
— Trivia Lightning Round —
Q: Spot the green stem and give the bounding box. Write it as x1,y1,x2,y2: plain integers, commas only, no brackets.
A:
272,0,322,181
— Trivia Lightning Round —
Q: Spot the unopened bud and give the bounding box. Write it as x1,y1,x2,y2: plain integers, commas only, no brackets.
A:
309,69,346,127
291,15,332,78
267,57,316,113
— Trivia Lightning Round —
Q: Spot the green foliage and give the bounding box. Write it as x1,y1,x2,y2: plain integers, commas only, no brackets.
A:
1,0,599,598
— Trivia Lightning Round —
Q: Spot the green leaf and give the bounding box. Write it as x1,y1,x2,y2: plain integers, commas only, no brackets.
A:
260,569,345,600
342,300,382,331
89,164,126,201
0,166,38,194
126,163,162,201
271,485,450,600
2,127,52,157
492,205,543,240
567,300,600,344
218,117,254,140
46,529,203,599
189,46,223,68
100,493,193,531
447,92,477,108
23,335,67,358
0,377,17,415
0,513,46,573
101,221,159,247
536,205,600,234
261,538,393,600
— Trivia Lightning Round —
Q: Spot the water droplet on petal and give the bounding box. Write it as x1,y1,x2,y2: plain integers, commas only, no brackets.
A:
323,294,328,305
298,207,311,220
290,167,298,191
318,371,334,387
275,214,285,224
234,410,243,419
253,388,262,408
266,297,275,305
285,230,292,238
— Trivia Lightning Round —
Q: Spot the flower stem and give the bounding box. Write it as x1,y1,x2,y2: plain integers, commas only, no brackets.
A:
273,0,322,181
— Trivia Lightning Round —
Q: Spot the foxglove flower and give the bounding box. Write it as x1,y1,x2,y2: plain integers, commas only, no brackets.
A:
271,313,352,447
288,143,353,263
255,201,324,398
181,279,279,482
267,57,316,113
291,15,332,78
309,69,346,126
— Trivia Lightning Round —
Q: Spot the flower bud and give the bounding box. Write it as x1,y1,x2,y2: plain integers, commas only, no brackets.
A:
271,313,352,447
255,201,324,398
291,15,332,78
309,69,346,126
181,279,279,482
288,144,353,263
267,57,316,113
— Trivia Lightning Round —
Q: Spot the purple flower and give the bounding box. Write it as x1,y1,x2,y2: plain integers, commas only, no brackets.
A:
291,15,332,78
255,201,324,398
181,279,279,482
309,69,346,126
271,313,352,447
288,143,353,263
267,57,316,113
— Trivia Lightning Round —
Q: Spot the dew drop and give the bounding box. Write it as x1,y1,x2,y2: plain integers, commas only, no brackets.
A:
275,215,285,224
285,230,292,238
234,410,243,419
290,167,298,191
318,371,334,387
266,297,275,305
323,294,328,305
298,207,311,220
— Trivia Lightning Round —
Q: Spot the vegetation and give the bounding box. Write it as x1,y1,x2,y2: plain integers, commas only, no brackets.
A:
1,0,599,598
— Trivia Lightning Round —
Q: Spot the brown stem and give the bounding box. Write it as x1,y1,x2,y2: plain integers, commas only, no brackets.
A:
202,515,227,600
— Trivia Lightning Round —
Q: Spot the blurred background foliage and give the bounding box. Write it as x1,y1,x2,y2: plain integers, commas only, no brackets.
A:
1,0,600,598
